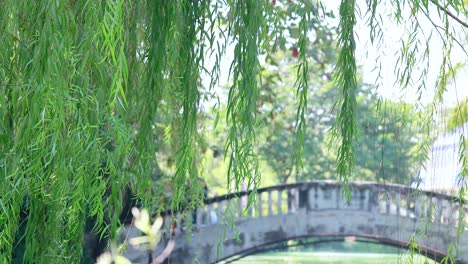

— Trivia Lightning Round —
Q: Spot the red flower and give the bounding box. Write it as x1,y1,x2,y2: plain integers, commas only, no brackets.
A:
292,48,299,58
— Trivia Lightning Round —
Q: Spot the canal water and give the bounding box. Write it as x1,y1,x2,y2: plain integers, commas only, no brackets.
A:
233,252,435,263
231,242,436,263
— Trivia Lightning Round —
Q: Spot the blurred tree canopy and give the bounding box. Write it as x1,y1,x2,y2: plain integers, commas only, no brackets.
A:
203,46,421,190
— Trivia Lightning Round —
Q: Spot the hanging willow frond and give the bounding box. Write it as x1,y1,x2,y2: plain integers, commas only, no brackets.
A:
101,0,128,109
132,0,175,207
225,0,263,205
294,0,312,169
172,0,204,209
1,0,468,263
364,1,467,261
332,0,358,202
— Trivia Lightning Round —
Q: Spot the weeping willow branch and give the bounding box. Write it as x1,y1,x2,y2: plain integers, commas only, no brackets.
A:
1,0,468,263
225,0,263,202
100,0,132,240
366,0,383,44
429,0,468,29
172,0,204,210
133,0,173,205
101,0,128,110
294,0,312,170
332,0,358,202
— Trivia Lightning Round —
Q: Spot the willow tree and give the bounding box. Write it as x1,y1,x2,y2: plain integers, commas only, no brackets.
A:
0,0,467,263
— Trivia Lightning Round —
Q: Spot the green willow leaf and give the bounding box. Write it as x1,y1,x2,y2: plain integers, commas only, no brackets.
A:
332,0,358,202
0,0,467,263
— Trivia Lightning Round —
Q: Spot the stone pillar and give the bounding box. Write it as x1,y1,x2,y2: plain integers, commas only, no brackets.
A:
257,193,263,217
277,190,282,214
267,191,273,216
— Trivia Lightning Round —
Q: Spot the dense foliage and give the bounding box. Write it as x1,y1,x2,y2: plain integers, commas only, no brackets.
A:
1,0,467,263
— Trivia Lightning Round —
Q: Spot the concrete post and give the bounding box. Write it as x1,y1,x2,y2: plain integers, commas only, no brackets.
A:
277,190,282,215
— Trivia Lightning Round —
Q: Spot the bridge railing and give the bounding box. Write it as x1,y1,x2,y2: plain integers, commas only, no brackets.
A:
163,181,467,234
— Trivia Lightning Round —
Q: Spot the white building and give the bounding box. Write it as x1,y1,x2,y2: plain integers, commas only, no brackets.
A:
414,123,468,194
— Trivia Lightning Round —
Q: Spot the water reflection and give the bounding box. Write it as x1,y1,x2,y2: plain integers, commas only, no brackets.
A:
231,242,436,264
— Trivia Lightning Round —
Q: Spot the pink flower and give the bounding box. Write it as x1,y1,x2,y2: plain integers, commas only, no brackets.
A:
292,48,299,58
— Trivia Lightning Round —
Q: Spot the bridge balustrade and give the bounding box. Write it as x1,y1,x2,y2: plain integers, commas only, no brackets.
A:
123,181,468,264
164,181,467,232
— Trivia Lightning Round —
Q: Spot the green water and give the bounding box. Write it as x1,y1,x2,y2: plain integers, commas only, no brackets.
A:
233,252,435,264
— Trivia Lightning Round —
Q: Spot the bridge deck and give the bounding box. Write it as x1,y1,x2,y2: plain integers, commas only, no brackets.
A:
121,181,468,264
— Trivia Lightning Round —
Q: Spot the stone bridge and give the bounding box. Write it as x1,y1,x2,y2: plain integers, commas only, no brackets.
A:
122,181,468,263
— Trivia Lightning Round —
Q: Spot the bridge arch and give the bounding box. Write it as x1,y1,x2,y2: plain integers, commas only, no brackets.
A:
122,181,468,264
219,234,449,263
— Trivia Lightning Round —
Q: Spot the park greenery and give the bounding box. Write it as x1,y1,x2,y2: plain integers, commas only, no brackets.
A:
202,49,423,194
0,0,467,263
